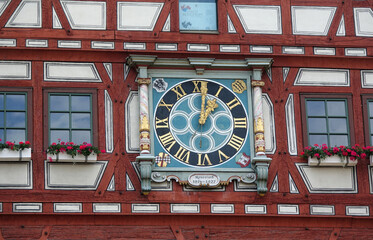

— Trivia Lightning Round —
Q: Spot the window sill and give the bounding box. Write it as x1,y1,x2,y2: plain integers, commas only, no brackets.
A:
308,155,357,167
47,152,97,163
0,148,31,161
179,30,219,34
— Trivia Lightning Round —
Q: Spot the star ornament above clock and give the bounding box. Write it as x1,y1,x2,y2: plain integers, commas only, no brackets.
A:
152,78,251,169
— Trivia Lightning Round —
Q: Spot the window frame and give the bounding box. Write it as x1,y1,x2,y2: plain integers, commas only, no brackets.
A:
362,95,373,146
0,87,32,145
300,93,354,147
43,88,98,149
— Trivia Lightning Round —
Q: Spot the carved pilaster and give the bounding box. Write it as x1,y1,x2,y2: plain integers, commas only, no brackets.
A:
138,78,151,154
252,75,266,156
136,155,155,195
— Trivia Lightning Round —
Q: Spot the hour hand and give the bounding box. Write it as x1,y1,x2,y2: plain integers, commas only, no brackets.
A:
199,82,208,125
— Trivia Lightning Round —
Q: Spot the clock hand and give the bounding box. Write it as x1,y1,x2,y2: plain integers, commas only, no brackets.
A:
199,82,208,125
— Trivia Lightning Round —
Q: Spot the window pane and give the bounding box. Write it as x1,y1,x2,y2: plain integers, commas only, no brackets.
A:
309,135,328,146
71,113,90,129
71,96,90,111
327,101,346,116
306,101,325,116
6,112,25,128
50,95,69,111
369,102,373,117
50,113,69,128
50,130,69,144
72,130,91,144
328,118,347,133
0,94,4,110
330,135,348,147
0,129,3,142
0,112,3,127
370,119,373,134
308,118,327,133
7,129,25,142
6,94,25,110
179,0,217,31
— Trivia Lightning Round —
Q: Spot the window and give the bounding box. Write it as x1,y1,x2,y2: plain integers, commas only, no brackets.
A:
363,95,373,145
0,90,32,143
44,89,97,146
179,0,217,31
301,94,354,147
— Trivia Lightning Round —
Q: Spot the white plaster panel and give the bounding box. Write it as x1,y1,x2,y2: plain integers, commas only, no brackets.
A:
0,61,31,80
91,41,114,49
0,0,10,17
294,68,350,86
156,43,177,51
126,174,135,191
117,2,163,31
282,46,304,54
220,45,240,53
283,68,289,82
354,8,373,37
125,91,140,153
361,70,373,88
262,93,276,154
285,94,297,155
211,204,234,214
270,174,278,192
93,203,121,213
296,163,357,193
0,39,16,47
6,0,41,28
13,203,42,212
57,40,81,48
346,206,369,216
289,173,299,194
26,39,48,48
310,205,335,215
314,47,336,56
105,90,114,153
337,15,345,36
162,14,170,32
245,205,267,214
187,44,210,52
278,204,299,214
0,161,32,189
123,42,146,50
44,62,101,82
45,161,107,190
292,6,336,35
103,63,112,81
345,48,367,56
61,0,106,30
234,5,282,34
107,175,115,191
52,7,62,29
170,204,200,213
227,15,236,33
132,204,159,213
250,45,273,53
54,203,82,213
0,203,2,212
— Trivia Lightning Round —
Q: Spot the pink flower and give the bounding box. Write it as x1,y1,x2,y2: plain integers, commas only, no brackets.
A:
48,157,53,162
19,141,24,145
25,141,30,144
314,144,319,147
314,153,320,159
58,138,61,141
301,151,304,155
342,151,348,156
70,142,74,145
101,150,106,153
80,145,86,150
67,146,73,150
61,141,65,145
351,151,357,156
87,143,92,147
52,143,56,146
60,147,66,152
361,153,367,159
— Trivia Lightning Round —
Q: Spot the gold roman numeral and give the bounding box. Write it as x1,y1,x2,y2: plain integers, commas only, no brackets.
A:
159,132,176,151
228,134,244,151
155,117,169,129
234,118,247,128
159,99,173,111
214,86,223,98
174,146,190,163
171,84,187,100
218,150,230,163
226,98,241,110
192,81,202,93
197,153,212,166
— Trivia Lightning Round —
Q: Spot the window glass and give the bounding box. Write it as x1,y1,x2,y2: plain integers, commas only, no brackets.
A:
305,98,349,147
0,93,27,143
179,0,217,31
49,93,92,144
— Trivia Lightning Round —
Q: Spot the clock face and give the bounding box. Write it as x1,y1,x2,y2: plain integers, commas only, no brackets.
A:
153,78,250,168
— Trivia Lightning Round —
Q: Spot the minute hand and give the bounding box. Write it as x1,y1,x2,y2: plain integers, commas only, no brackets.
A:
204,99,218,119
199,82,208,125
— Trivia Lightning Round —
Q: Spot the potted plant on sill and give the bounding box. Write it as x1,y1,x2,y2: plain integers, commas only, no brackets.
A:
46,140,105,163
301,144,372,167
0,140,31,161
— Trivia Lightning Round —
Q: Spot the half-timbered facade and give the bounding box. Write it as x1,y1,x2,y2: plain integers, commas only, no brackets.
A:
1,0,373,239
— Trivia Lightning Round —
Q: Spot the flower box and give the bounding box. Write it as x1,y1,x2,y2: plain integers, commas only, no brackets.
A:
370,155,373,166
47,152,97,163
308,155,357,167
0,148,31,161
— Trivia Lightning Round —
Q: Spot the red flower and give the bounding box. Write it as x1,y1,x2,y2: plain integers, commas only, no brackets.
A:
342,151,348,156
79,145,86,150
48,157,53,162
61,141,65,145
67,146,73,150
301,151,304,155
19,141,24,145
361,153,367,159
25,141,30,144
314,153,320,159
52,143,56,146
101,150,106,153
314,144,319,147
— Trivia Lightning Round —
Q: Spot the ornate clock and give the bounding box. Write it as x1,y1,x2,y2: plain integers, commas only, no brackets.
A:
152,78,251,169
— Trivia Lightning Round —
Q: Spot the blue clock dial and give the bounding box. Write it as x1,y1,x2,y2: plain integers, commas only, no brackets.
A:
154,79,248,167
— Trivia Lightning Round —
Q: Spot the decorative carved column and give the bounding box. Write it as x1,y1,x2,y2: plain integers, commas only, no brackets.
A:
251,68,272,196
